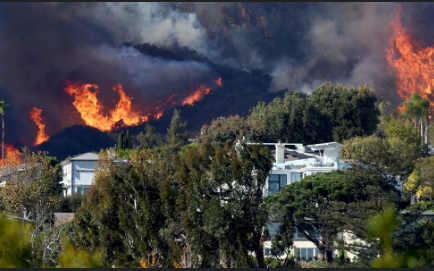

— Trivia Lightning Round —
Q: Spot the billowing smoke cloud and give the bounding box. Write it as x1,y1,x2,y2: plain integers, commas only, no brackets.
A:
0,3,215,147
0,2,432,148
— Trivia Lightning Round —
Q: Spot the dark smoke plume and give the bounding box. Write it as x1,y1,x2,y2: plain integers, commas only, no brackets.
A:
0,3,433,150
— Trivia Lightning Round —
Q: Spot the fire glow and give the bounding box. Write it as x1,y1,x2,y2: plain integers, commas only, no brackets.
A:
29,107,49,146
0,144,20,167
386,4,434,106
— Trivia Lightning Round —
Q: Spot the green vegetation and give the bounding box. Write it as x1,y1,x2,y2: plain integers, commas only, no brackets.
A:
2,83,434,267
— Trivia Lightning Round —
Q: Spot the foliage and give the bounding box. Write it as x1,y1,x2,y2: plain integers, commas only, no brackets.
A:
198,115,266,147
340,134,420,177
57,238,103,268
117,131,125,151
179,142,199,155
0,218,32,268
0,148,61,221
265,167,400,263
404,157,434,200
175,142,272,267
53,193,86,213
164,109,188,156
405,200,434,212
137,123,160,149
249,91,333,144
126,130,132,149
71,148,176,268
368,207,428,268
310,82,380,142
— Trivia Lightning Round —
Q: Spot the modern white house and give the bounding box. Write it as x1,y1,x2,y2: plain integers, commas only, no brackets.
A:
236,139,348,261
60,152,99,196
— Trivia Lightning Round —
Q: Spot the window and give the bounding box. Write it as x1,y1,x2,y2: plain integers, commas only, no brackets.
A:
75,186,91,195
294,248,321,261
265,248,271,256
291,172,303,183
294,225,320,240
268,174,287,195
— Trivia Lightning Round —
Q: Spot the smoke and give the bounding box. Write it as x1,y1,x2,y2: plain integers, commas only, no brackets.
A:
0,3,215,147
0,2,432,148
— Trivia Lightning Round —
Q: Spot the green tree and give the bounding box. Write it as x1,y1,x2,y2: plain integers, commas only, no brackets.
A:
70,148,177,267
340,135,420,177
198,115,266,147
0,101,9,166
404,157,434,200
248,91,333,144
310,82,380,142
138,124,160,149
164,109,188,156
265,168,400,263
368,207,428,268
175,142,272,268
125,130,132,149
117,132,125,151
401,93,430,144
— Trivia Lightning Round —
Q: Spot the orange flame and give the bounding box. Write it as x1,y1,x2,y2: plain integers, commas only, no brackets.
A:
29,107,50,146
213,77,222,87
65,81,149,132
65,81,183,132
386,4,434,106
0,144,20,167
182,85,212,106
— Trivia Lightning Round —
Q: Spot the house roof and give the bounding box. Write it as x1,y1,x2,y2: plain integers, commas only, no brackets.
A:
306,142,344,150
61,152,99,165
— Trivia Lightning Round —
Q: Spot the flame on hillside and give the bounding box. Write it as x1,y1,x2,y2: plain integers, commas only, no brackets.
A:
0,144,20,167
65,78,221,132
386,4,434,107
29,107,49,146
182,77,222,106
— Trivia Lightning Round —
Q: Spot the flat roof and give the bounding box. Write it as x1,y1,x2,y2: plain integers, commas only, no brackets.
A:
306,142,344,150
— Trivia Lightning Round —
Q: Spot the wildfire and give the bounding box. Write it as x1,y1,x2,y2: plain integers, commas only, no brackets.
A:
182,78,222,107
213,77,222,87
182,85,212,106
29,107,50,146
0,144,20,167
386,4,434,106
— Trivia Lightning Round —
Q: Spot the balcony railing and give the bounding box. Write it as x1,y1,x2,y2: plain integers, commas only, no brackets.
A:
284,162,334,170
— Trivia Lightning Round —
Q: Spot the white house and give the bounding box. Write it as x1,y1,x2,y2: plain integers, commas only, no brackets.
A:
236,140,348,261
60,152,99,196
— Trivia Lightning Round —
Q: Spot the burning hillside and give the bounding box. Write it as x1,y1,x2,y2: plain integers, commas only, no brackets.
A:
387,4,434,106
0,144,20,166
64,78,221,132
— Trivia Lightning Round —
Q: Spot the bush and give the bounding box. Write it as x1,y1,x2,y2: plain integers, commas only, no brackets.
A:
53,194,86,213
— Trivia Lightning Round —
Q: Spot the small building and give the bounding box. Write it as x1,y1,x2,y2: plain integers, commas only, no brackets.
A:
60,152,99,196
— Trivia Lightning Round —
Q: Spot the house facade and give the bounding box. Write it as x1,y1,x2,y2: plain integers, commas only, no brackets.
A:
60,152,99,196
236,140,349,261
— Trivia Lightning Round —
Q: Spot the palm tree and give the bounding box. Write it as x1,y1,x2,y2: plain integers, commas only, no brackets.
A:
0,101,9,166
401,93,430,144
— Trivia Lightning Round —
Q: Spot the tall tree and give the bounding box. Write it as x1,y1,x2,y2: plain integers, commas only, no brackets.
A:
175,142,272,267
70,148,177,268
138,124,159,149
165,109,188,156
0,101,9,166
198,115,266,147
265,167,401,263
126,130,132,149
401,93,430,144
310,83,380,142
117,132,125,151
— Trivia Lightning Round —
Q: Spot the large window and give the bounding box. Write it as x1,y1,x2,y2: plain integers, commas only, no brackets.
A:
291,172,303,183
75,186,91,195
294,247,321,261
268,174,287,195
294,225,320,240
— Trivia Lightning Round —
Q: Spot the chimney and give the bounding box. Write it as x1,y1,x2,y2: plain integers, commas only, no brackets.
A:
275,141,285,164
